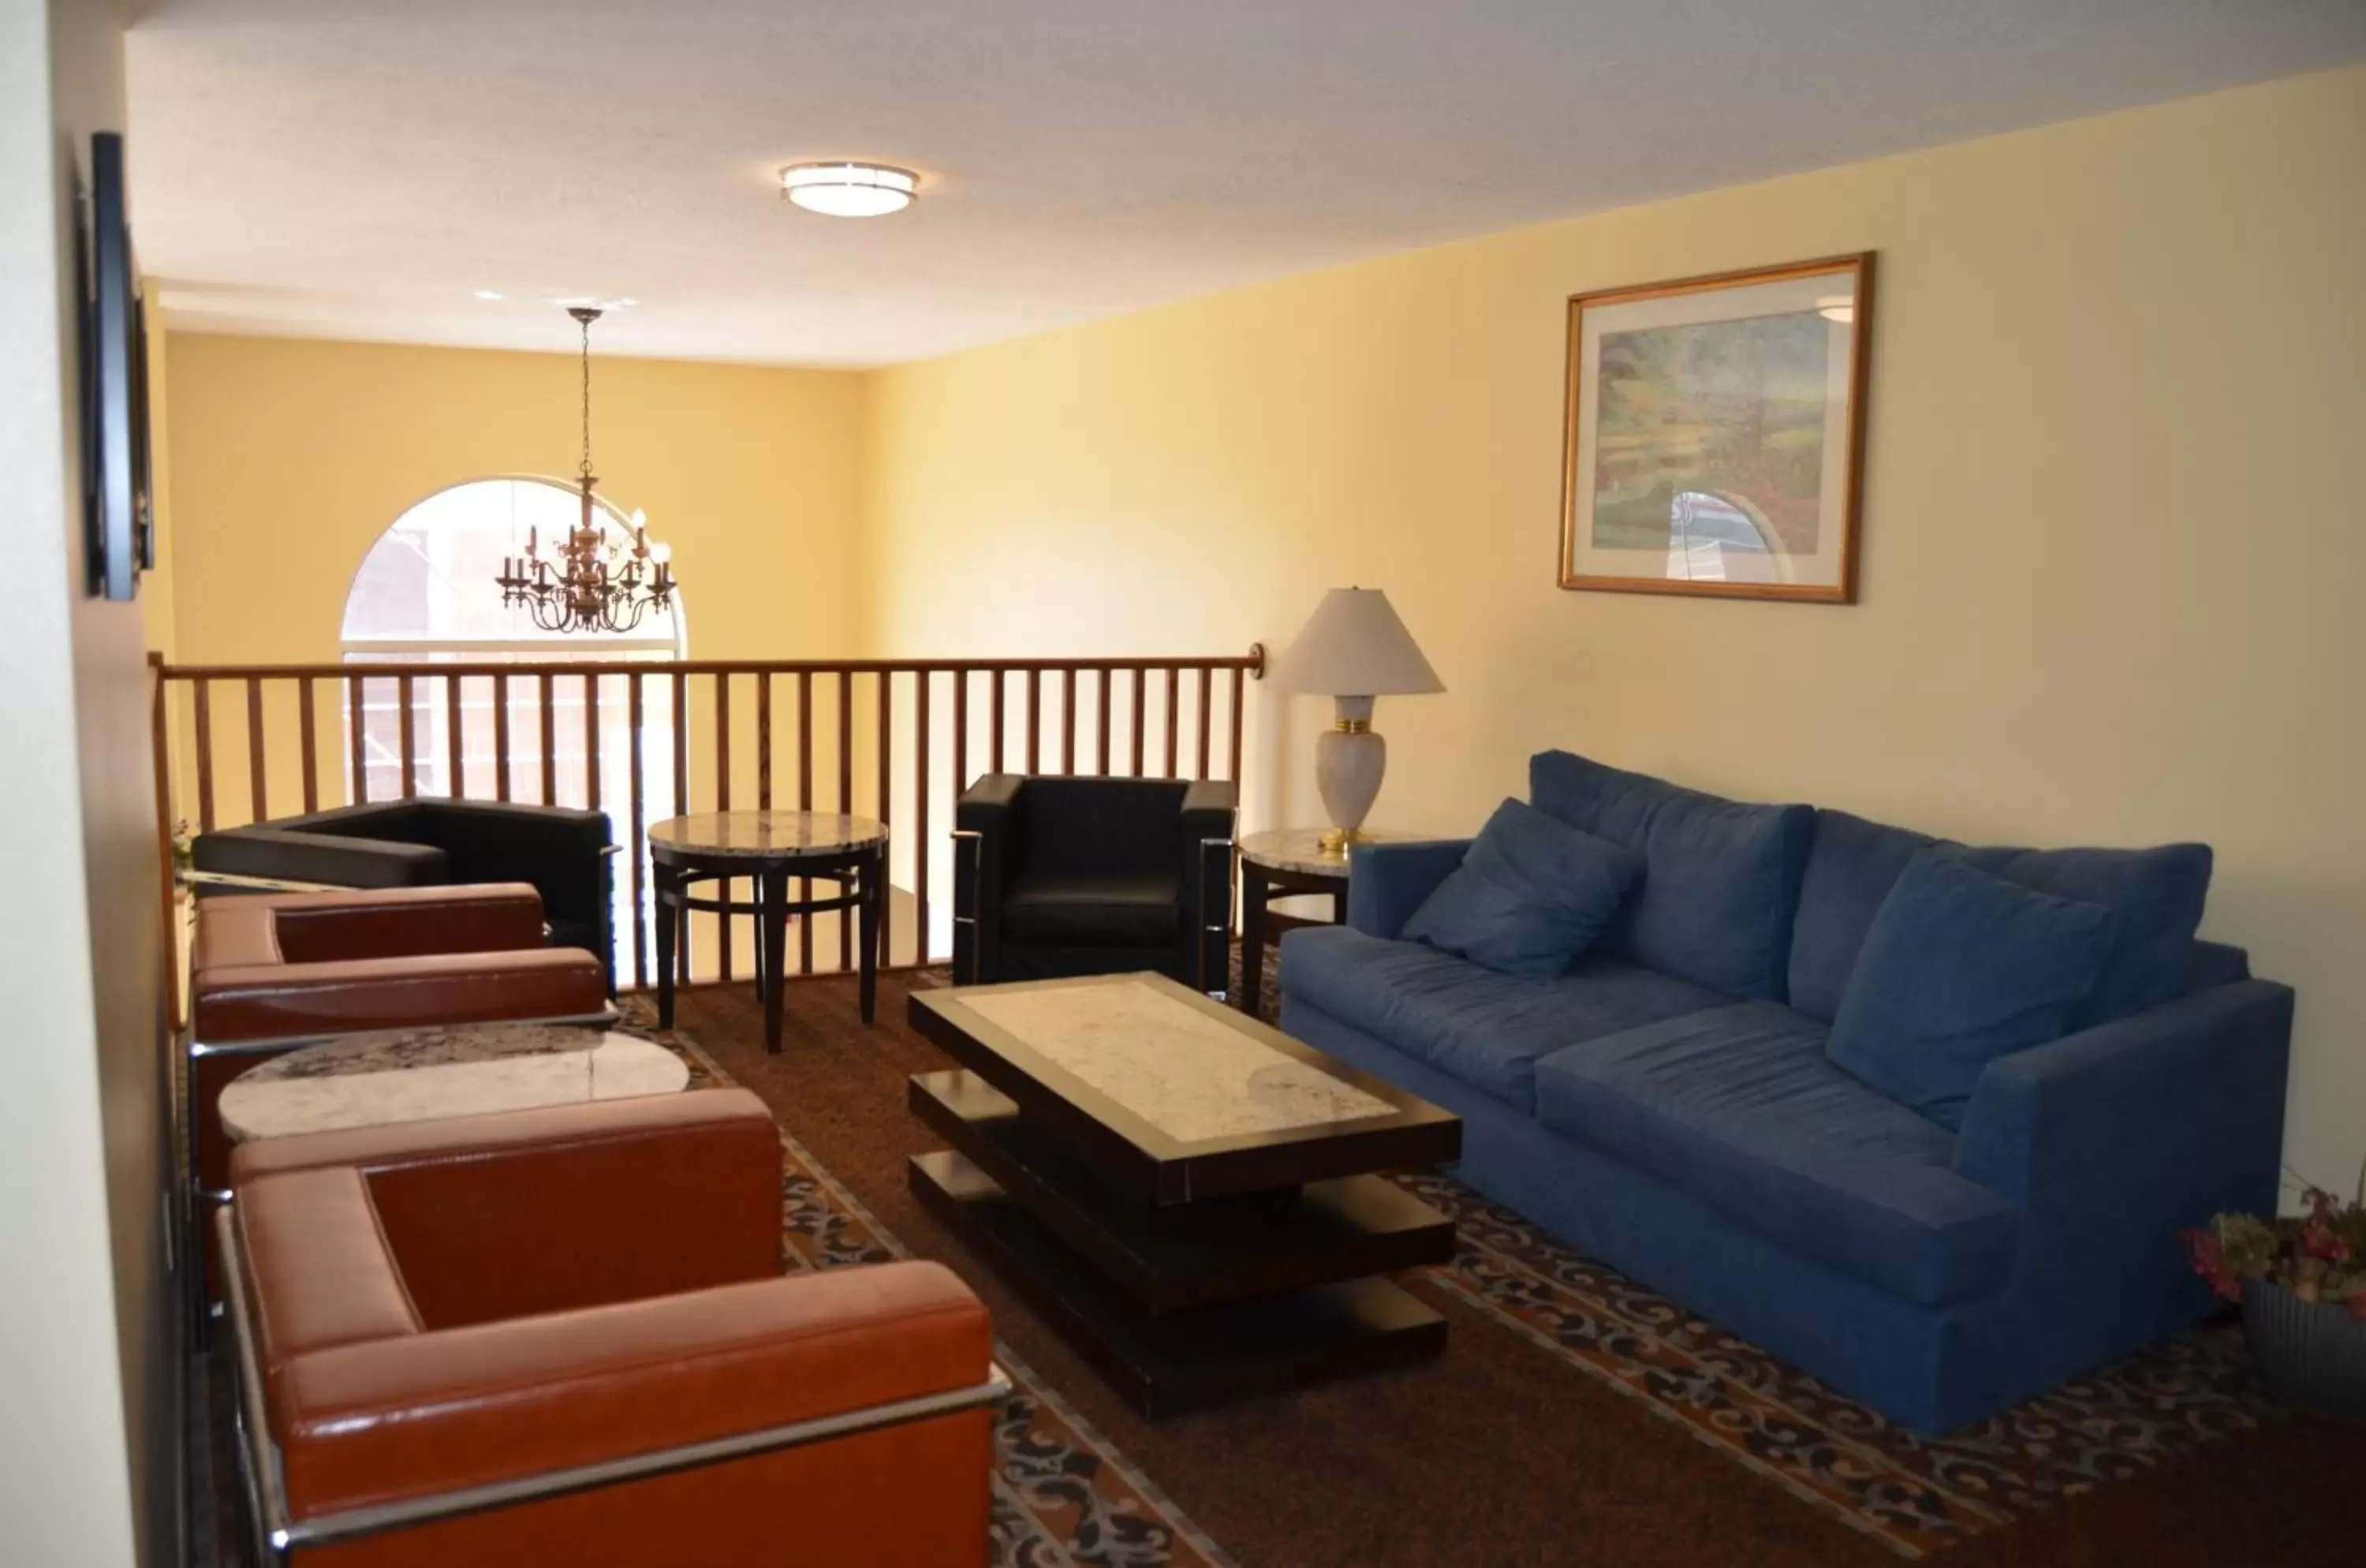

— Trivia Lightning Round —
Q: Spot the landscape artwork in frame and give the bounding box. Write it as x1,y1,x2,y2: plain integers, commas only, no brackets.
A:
1559,253,1874,602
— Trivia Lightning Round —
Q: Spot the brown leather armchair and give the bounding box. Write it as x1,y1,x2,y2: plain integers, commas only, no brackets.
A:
186,883,611,1241
220,1090,1002,1566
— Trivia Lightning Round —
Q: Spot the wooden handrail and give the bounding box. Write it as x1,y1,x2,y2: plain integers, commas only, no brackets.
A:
151,647,1266,1026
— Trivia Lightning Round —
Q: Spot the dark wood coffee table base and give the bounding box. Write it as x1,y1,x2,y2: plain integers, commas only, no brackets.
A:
911,1148,1447,1417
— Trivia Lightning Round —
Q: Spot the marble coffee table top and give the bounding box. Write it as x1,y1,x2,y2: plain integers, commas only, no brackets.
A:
218,1021,689,1143
956,976,1396,1144
647,810,886,860
1237,827,1428,877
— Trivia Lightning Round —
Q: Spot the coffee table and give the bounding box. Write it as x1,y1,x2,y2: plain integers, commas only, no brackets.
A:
217,1021,689,1143
907,972,1460,1416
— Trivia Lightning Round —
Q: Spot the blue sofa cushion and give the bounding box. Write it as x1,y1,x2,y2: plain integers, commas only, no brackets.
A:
1278,924,1723,1111
1401,799,1643,977
1949,842,2212,1028
1787,809,1942,1023
1828,852,2118,1129
1534,1002,2023,1305
1528,750,1812,1002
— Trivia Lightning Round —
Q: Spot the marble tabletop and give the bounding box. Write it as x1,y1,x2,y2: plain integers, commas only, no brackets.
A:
959,977,1394,1145
647,810,887,860
217,1021,689,1143
1237,827,1429,877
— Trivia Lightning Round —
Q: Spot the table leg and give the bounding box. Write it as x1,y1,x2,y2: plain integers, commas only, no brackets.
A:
858,848,882,1026
1239,860,1271,1014
654,864,678,1029
760,866,789,1055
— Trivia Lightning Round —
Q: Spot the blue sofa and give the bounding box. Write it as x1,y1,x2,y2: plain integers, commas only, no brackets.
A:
1278,751,2293,1434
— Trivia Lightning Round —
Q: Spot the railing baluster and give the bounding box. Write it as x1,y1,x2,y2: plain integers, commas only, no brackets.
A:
1196,666,1213,782
494,672,511,801
245,677,267,823
798,670,813,976
346,674,365,805
538,673,556,805
671,670,689,980
1096,669,1111,775
1025,670,1041,773
715,672,732,986
837,670,853,973
193,678,216,831
629,671,647,991
398,673,417,800
952,668,969,796
915,670,931,965
1061,668,1076,775
584,672,601,810
877,670,894,969
298,674,319,812
1132,669,1147,776
1164,666,1180,778
991,669,1006,774
446,674,464,797
1230,666,1246,781
756,670,772,810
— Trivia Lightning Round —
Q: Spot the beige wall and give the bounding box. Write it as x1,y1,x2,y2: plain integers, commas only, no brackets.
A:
0,0,170,1561
164,333,863,666
860,67,2366,1188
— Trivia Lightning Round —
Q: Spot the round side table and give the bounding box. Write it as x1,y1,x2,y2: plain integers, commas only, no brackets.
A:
1236,828,1423,1015
647,811,888,1053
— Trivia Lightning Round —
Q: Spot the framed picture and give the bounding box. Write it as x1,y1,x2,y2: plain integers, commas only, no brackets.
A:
1559,252,1874,603
81,130,151,601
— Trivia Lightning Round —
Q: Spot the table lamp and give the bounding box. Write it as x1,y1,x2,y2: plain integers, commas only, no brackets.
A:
1273,588,1444,857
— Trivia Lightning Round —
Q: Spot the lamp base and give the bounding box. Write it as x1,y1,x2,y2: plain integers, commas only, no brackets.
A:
1315,697,1385,852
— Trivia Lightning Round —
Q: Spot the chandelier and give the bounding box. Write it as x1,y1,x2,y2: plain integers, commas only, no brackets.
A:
495,305,678,633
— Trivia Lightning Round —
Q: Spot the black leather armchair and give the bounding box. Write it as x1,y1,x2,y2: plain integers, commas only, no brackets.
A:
192,799,618,991
953,775,1235,991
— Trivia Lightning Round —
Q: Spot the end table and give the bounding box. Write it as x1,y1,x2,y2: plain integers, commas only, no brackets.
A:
1236,828,1422,1015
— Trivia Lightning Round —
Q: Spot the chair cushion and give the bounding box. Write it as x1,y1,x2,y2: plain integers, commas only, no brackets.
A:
1949,841,2211,1028
1786,809,1941,1023
1278,925,1723,1111
1534,1003,2022,1305
1000,868,1179,947
1401,799,1642,977
1827,853,2118,1129
1528,750,1812,1002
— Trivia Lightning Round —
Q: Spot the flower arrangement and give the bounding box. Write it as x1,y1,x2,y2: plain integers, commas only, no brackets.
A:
2185,1160,2366,1323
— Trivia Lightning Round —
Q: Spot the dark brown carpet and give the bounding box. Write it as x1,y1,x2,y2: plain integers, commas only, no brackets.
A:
669,971,2366,1568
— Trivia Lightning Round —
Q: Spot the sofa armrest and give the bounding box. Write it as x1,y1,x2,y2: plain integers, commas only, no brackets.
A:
1345,839,1471,940
954,775,1025,980
1953,980,2293,1225
270,1260,992,1521
191,946,608,1042
235,1091,783,1325
259,883,550,961
1179,782,1237,988
193,827,447,889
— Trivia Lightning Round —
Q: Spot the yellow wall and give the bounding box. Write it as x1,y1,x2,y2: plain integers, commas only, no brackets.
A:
860,67,2366,1186
164,334,862,666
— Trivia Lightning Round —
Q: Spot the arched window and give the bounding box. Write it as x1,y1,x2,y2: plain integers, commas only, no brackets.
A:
340,478,684,949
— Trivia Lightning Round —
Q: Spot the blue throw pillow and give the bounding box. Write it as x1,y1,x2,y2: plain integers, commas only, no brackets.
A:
1948,842,2211,1028
1827,850,2118,1129
1401,798,1644,977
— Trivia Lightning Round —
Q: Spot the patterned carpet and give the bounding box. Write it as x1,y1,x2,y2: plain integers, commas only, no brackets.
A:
621,965,2285,1564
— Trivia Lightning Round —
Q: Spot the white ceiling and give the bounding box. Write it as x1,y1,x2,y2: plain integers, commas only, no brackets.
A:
125,0,2366,368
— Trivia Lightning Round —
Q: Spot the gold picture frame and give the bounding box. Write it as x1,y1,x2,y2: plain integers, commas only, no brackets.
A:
1558,252,1875,603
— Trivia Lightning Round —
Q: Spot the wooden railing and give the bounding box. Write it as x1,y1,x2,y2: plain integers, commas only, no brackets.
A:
153,649,1264,1021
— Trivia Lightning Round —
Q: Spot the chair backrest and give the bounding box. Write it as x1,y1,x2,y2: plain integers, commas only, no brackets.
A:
1017,776,1188,875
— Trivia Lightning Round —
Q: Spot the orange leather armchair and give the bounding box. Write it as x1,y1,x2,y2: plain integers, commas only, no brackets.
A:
221,1088,1002,1567
186,883,610,1206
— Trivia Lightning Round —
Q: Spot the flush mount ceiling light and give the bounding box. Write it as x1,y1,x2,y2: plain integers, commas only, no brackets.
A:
779,162,917,218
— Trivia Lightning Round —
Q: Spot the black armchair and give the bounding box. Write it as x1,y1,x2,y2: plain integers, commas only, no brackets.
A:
953,775,1236,991
192,799,618,992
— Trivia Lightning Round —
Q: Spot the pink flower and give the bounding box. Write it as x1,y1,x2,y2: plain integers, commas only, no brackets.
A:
2350,1294,2366,1325
2182,1228,2242,1302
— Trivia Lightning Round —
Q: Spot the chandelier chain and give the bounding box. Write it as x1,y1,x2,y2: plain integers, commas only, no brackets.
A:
578,309,594,481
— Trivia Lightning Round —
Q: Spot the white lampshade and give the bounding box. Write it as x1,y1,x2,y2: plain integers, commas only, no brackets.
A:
1273,588,1443,697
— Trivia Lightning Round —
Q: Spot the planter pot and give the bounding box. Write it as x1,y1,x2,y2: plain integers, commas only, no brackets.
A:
2242,1279,2366,1421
